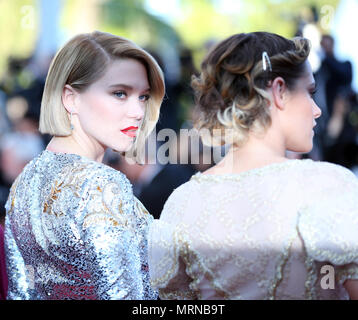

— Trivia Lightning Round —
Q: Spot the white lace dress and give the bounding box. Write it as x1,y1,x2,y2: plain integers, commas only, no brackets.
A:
149,159,358,299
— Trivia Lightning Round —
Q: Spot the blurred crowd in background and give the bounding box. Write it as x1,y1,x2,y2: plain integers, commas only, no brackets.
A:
0,0,358,225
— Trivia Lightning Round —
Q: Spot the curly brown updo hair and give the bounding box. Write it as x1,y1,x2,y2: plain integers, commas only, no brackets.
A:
191,32,311,146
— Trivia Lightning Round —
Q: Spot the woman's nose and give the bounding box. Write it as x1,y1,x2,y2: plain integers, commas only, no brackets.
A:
313,102,322,119
128,99,145,120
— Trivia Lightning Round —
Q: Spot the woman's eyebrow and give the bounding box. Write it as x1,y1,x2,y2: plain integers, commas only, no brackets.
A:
108,84,150,92
108,83,133,89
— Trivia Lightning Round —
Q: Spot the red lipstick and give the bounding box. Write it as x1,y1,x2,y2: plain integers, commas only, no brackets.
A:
121,126,138,138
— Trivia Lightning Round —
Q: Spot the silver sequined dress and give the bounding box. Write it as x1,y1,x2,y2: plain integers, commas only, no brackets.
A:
4,150,158,300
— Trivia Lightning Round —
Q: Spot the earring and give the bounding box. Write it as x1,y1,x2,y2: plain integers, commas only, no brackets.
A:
70,111,74,131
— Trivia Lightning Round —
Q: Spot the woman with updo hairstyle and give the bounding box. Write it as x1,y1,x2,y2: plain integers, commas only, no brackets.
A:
149,32,358,300
4,31,165,299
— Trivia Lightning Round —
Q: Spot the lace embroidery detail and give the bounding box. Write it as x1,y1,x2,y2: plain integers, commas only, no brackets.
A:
149,159,358,300
191,159,313,182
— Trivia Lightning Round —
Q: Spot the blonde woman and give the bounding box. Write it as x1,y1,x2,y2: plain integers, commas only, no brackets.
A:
149,32,358,300
4,31,165,299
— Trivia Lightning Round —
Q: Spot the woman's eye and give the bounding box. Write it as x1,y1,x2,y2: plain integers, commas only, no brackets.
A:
139,94,150,102
114,91,126,99
309,89,317,98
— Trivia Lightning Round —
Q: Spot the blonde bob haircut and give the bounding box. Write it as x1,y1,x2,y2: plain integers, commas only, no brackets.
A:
39,30,165,161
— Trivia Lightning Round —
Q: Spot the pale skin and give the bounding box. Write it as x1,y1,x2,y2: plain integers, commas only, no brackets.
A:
46,58,150,163
202,60,358,299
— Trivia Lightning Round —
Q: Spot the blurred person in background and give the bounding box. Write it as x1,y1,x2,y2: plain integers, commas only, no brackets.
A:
2,51,54,148
4,31,164,300
0,90,11,139
0,132,45,226
9,53,55,137
136,134,199,220
319,35,353,117
149,32,358,300
314,34,356,167
173,47,198,130
324,88,358,169
0,57,32,96
0,132,44,183
148,47,197,134
0,224,7,300
146,50,180,134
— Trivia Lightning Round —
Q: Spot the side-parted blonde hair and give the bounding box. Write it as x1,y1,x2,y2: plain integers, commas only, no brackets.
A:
39,30,165,161
191,32,310,147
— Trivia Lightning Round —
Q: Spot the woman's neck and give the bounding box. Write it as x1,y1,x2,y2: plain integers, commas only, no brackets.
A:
46,135,106,163
203,133,288,175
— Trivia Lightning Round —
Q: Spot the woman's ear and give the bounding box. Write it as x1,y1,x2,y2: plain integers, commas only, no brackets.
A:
271,77,287,111
62,84,78,114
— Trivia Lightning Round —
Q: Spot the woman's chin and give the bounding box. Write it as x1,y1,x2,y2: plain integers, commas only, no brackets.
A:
288,142,313,155
110,141,134,154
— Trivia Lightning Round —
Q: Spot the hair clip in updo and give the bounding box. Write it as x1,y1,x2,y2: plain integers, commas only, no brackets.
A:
262,51,272,72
